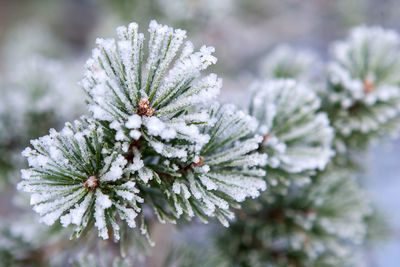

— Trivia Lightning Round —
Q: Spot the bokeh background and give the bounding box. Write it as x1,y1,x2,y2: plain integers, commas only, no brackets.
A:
0,0,399,266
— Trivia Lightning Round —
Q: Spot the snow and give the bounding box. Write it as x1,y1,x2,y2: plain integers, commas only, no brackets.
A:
60,192,93,227
125,114,142,129
129,130,141,140
327,25,400,139
250,79,334,174
145,116,166,136
116,204,137,228
138,168,153,183
126,148,144,172
101,155,127,182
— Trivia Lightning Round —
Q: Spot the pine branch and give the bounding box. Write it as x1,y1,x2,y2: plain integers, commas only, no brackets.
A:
325,26,400,152
215,168,372,266
17,21,267,243
249,79,334,193
82,20,220,161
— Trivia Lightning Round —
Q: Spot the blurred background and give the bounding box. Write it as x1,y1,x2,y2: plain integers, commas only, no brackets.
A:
0,0,399,266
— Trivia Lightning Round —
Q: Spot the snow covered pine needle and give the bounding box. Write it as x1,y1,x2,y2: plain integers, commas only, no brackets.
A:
260,45,320,83
217,169,372,266
18,21,267,241
82,19,220,159
249,79,334,193
172,104,267,226
18,118,142,240
326,26,400,151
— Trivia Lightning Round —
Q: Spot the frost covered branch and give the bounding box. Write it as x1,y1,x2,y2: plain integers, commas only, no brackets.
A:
18,21,267,242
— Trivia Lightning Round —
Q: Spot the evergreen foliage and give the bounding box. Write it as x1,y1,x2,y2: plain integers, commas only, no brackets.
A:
18,21,267,242
249,79,334,193
204,26,400,267
325,26,400,152
0,216,65,267
5,19,399,267
0,55,82,186
217,169,371,266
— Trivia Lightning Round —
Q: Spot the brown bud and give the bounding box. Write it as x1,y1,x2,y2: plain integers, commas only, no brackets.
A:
363,77,374,93
146,107,154,116
262,134,273,145
193,156,203,167
137,99,154,116
84,175,98,189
